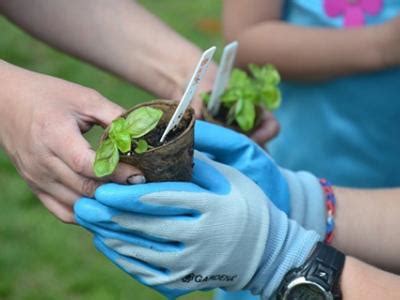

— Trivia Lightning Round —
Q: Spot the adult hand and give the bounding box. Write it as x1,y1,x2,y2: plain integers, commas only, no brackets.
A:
75,151,320,299
195,120,326,236
0,62,142,223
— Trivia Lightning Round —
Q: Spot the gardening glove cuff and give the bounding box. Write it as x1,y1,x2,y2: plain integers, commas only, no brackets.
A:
280,168,326,237
246,201,321,298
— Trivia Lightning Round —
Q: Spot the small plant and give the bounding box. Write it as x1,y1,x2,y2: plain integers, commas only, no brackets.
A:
94,107,163,177
202,64,281,132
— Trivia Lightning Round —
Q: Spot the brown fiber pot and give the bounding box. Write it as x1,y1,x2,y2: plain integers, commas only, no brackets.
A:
101,100,195,182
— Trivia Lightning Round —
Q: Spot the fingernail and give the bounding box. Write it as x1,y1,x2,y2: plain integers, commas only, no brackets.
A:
127,174,146,184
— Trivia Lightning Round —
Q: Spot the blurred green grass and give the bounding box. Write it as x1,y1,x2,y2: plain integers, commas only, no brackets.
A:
0,1,221,299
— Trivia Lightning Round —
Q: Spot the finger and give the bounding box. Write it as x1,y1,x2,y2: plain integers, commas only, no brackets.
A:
48,157,101,198
194,120,252,162
108,163,145,185
249,110,280,146
77,214,179,253
94,182,206,214
51,157,145,198
79,91,125,128
43,181,82,207
50,125,142,183
37,192,75,223
108,212,194,242
75,198,195,247
191,155,231,194
94,236,169,285
101,237,179,272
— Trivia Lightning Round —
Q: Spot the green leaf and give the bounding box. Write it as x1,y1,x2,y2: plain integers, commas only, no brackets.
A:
201,92,211,104
108,118,132,153
134,139,149,154
219,64,282,131
235,100,255,132
249,64,280,85
260,86,282,110
235,98,244,116
229,69,251,88
221,89,240,105
109,118,126,135
226,105,236,125
125,107,163,138
93,139,119,177
114,132,131,153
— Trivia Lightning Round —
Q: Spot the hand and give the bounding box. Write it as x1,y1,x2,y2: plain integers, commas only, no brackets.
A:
249,108,280,145
75,151,320,298
0,62,142,223
195,120,326,236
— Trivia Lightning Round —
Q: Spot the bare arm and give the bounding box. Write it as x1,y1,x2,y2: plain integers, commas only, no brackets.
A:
223,0,400,80
332,187,400,274
0,0,217,107
341,257,400,299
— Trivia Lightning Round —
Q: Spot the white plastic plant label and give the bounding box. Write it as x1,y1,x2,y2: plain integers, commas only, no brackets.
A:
207,41,238,116
160,46,216,143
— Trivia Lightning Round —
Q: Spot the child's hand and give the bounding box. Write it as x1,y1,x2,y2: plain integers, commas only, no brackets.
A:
249,108,280,146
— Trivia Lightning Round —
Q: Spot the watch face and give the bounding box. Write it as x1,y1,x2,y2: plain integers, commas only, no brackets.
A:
286,283,326,300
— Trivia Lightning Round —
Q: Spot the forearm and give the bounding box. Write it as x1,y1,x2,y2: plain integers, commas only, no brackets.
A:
0,0,214,99
223,0,394,80
226,22,388,80
332,187,400,273
0,60,23,149
341,256,400,299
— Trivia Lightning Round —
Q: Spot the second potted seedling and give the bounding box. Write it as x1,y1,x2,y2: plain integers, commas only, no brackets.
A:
202,64,281,133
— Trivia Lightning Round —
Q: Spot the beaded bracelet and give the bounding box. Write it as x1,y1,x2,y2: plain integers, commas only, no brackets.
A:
319,178,336,244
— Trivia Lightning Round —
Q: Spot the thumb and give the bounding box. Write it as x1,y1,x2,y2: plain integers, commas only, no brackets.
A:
195,120,249,162
54,123,143,184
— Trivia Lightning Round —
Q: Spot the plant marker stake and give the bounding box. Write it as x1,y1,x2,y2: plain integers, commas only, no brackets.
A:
160,46,216,143
207,41,238,116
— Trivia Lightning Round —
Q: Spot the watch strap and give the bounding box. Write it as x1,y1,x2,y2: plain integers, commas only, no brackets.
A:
277,242,345,299
303,242,345,299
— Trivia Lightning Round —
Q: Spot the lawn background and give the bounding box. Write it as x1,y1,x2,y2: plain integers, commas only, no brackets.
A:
0,1,222,299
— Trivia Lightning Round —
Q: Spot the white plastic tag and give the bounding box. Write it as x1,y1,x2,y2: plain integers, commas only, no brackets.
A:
160,46,216,143
207,41,238,116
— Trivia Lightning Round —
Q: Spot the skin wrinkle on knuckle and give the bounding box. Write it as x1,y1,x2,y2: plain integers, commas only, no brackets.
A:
70,149,91,175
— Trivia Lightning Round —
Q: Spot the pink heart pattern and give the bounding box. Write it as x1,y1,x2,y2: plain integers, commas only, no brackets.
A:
324,0,383,27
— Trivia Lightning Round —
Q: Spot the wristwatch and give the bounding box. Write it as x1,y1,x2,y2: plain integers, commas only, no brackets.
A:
276,242,345,300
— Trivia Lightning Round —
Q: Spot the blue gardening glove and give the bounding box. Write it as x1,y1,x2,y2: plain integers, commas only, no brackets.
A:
75,151,320,299
195,121,326,237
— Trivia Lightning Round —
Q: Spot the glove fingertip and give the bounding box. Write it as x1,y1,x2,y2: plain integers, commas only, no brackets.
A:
94,183,123,201
74,197,115,223
73,197,96,215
